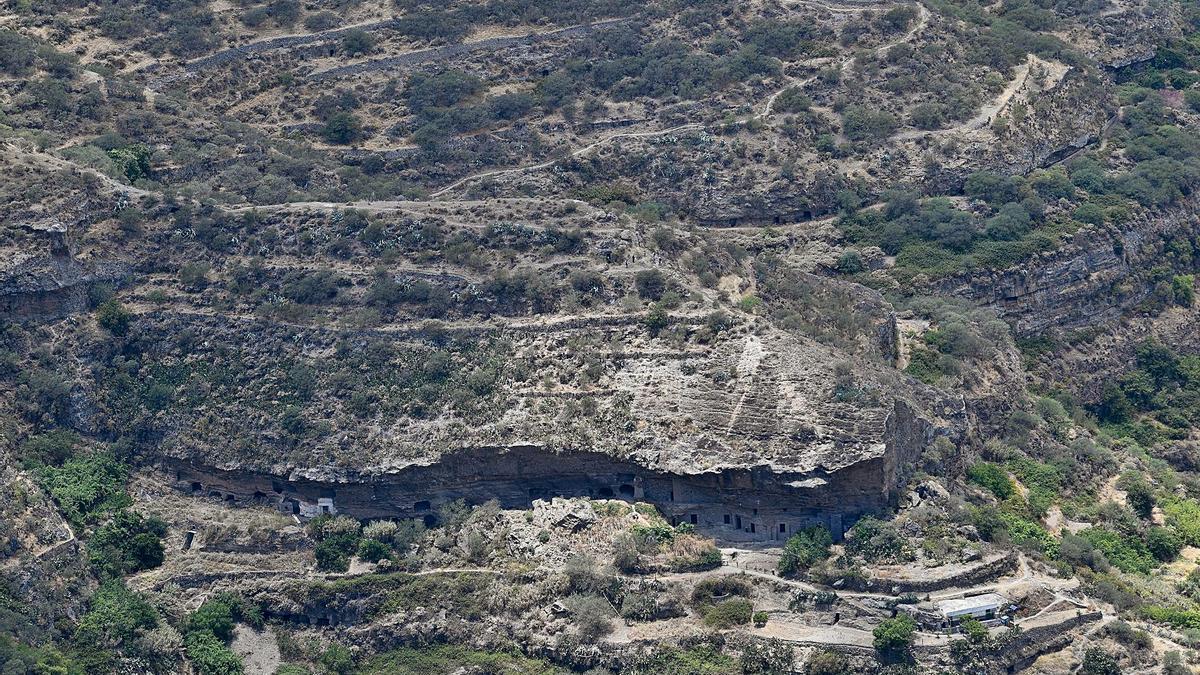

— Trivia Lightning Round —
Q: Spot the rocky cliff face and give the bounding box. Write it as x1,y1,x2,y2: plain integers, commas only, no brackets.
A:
936,198,1200,335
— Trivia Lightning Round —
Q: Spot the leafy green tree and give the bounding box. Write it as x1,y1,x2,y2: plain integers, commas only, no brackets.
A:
778,526,833,576
1147,527,1183,562
873,615,917,662
959,617,988,643
106,145,151,182
88,509,168,577
96,299,132,335
1122,477,1155,519
321,112,363,145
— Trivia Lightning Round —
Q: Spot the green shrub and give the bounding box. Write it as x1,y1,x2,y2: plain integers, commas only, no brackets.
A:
778,526,833,576
320,643,354,675
1079,527,1156,574
18,429,79,468
1147,527,1183,562
967,462,1015,499
845,517,906,562
37,452,131,527
873,615,917,661
96,299,132,335
88,509,168,577
358,538,392,563
73,580,158,671
186,631,243,675
702,598,753,628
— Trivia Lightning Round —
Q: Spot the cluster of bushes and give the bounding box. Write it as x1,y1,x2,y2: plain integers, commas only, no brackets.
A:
87,0,219,56
309,515,364,572
777,525,832,576
844,516,908,563
1097,341,1200,442
73,580,174,673
88,509,168,578
403,70,538,150
184,594,261,675
690,577,755,628
35,451,132,528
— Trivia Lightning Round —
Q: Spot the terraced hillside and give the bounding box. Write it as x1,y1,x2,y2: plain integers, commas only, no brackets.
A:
6,0,1200,673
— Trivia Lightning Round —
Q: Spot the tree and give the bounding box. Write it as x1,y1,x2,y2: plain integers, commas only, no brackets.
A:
321,112,363,145
106,145,152,183
1079,647,1121,675
778,526,833,576
873,615,917,662
88,510,168,577
340,29,374,56
1147,527,1183,562
635,270,667,300
96,299,132,335
1122,477,1155,519
959,617,988,643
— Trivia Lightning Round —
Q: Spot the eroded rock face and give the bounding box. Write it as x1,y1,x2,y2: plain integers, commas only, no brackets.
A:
936,197,1200,335
146,314,957,539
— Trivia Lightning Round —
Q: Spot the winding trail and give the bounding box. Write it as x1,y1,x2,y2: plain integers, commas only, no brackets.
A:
427,123,703,199
892,56,1034,141
308,18,630,82
428,1,928,199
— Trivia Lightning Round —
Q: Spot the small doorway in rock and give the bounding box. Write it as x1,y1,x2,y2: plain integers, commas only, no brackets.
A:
723,514,731,525
618,484,635,498
288,499,300,515
749,523,756,534
779,523,787,534
735,515,742,529
182,531,195,551
689,514,698,525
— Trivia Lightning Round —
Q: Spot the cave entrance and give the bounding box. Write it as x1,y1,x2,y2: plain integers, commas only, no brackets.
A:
414,500,431,513
597,487,614,498
190,482,202,493
422,514,436,528
618,484,635,498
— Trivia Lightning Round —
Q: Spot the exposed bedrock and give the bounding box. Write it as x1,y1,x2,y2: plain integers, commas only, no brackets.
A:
166,398,937,541
937,197,1200,335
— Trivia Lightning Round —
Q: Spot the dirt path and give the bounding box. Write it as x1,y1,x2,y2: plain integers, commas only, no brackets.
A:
307,18,630,82
893,56,1033,141
427,123,703,199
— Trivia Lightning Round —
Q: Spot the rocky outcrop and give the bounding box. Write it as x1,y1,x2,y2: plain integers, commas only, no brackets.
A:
936,198,1200,335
